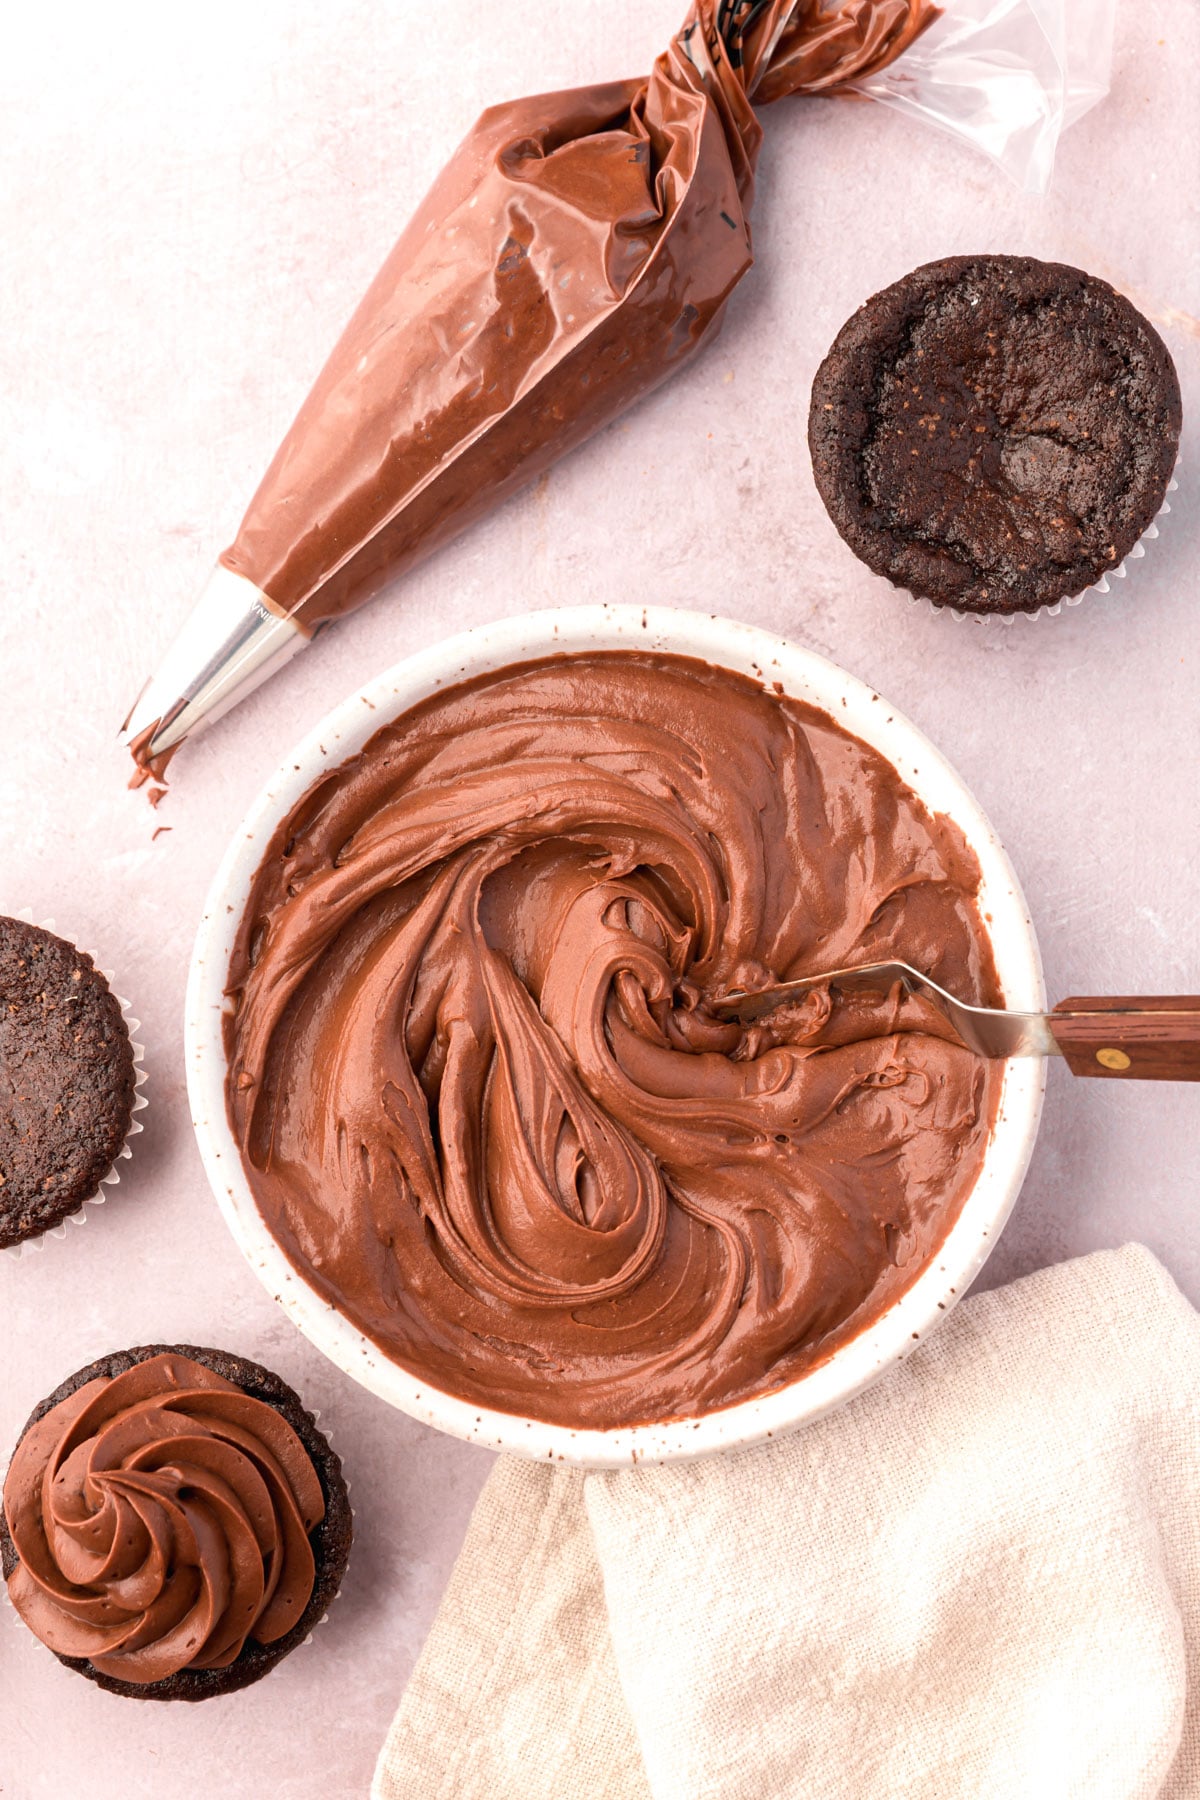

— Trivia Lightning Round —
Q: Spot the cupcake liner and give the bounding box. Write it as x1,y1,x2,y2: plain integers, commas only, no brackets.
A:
2,909,148,1261
903,456,1181,627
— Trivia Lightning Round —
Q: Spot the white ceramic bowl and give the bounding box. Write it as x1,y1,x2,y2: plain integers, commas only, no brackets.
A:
186,605,1045,1467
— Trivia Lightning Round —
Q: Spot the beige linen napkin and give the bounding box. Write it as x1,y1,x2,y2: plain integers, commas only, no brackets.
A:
374,1246,1200,1800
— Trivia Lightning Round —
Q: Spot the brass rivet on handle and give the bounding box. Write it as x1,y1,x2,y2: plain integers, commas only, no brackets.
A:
1096,1047,1132,1071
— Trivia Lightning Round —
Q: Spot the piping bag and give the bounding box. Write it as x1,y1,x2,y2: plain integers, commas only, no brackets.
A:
121,0,1109,781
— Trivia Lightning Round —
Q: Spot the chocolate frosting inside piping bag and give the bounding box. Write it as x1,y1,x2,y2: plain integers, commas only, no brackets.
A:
225,652,1000,1431
3,1354,323,1683
122,1,935,774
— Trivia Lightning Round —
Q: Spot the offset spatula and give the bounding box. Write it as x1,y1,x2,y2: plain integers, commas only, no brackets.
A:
710,962,1200,1082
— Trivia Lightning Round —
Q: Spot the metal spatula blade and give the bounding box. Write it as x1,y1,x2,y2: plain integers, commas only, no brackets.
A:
709,961,1200,1081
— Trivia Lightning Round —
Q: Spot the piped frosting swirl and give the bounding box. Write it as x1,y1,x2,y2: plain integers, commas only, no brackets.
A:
3,1352,324,1684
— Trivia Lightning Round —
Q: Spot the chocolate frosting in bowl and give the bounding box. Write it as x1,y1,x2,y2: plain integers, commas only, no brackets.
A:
3,1353,324,1684
225,652,1001,1430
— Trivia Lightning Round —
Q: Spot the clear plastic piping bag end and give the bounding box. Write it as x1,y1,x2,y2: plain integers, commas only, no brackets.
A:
120,565,307,772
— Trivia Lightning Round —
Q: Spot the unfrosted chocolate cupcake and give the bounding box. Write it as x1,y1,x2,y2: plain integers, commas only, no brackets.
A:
1,1345,352,1700
0,917,136,1249
809,255,1182,615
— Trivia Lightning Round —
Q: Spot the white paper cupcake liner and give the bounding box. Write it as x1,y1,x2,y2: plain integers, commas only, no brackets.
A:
2,909,148,1260
903,456,1180,627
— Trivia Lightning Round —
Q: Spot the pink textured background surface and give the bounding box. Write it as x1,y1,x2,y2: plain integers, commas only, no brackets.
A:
1,2,1196,1794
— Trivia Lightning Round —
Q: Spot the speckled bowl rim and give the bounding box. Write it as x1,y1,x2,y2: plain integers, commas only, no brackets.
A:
185,604,1045,1468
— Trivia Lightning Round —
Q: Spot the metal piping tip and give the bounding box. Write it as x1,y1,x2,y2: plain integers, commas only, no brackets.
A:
120,565,307,769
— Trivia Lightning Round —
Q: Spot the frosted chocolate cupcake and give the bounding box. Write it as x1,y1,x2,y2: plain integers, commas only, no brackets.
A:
809,255,1182,616
0,917,137,1249
0,1345,352,1700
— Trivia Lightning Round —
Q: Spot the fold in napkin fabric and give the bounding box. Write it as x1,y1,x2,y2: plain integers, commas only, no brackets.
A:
374,1246,1200,1800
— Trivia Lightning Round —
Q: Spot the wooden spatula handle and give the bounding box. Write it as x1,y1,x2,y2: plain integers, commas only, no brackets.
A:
1049,997,1200,1080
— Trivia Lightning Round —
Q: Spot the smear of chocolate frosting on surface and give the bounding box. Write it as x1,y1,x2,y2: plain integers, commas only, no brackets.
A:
225,653,1000,1429
219,2,935,632
3,1354,324,1682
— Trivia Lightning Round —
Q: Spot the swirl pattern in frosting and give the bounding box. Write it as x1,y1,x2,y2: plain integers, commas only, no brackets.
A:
2,1352,324,1684
226,653,1003,1428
